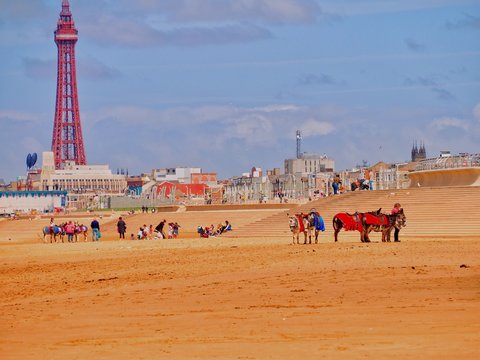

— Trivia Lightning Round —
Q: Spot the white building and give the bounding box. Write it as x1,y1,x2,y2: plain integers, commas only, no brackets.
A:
0,190,67,214
39,152,127,209
285,154,335,175
40,152,126,194
152,167,202,184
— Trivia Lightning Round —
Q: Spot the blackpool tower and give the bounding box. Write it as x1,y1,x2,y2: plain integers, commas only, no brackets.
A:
52,0,86,169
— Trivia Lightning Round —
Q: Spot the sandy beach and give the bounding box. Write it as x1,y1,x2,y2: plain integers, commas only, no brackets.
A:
1,216,479,359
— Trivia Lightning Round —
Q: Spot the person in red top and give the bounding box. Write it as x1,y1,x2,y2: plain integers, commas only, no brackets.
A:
391,203,402,242
65,221,75,243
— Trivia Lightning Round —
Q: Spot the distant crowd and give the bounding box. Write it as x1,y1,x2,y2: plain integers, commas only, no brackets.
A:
44,217,100,243
44,215,232,243
197,220,232,238
117,217,180,240
332,170,375,195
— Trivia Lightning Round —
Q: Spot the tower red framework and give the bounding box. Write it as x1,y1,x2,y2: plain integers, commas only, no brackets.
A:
52,0,86,169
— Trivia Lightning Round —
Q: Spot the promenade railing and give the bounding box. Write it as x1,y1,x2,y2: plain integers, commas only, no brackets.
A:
415,154,480,171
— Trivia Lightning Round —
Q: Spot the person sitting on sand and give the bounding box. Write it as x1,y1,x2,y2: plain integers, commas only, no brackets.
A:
207,224,216,237
49,217,55,234
197,226,208,238
215,223,225,235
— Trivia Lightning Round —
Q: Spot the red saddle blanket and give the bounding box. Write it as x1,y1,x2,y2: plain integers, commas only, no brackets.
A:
363,213,388,226
336,213,363,232
296,215,305,232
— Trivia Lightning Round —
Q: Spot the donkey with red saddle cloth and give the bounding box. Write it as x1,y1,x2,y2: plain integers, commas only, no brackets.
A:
287,213,309,244
362,208,406,242
332,208,382,243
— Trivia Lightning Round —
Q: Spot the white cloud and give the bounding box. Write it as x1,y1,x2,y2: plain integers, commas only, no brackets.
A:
229,114,275,145
446,14,480,30
301,119,336,136
82,17,272,47
0,0,49,20
85,106,157,126
322,0,477,17
85,104,334,149
430,117,469,131
127,0,321,24
474,103,480,121
252,104,302,113
0,110,41,123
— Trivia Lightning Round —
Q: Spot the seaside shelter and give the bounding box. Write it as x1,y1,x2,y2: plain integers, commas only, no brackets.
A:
0,191,67,215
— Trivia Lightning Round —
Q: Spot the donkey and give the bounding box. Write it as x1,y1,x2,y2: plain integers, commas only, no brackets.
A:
74,224,89,242
287,213,308,245
332,208,382,243
42,225,64,243
306,211,325,244
363,209,406,242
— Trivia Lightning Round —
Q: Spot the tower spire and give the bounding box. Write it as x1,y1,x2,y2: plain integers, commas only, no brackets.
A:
61,0,72,17
52,0,87,169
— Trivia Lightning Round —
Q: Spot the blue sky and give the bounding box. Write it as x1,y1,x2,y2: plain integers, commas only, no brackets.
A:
0,0,479,181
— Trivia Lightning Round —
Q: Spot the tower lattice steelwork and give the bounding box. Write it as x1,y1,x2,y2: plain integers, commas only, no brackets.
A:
52,0,86,169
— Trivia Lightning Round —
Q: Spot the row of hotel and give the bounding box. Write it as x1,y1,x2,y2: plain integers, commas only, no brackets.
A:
1,145,479,214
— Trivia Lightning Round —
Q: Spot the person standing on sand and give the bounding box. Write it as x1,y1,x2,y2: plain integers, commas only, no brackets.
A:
65,221,75,243
117,217,126,239
368,170,374,190
173,222,180,238
91,218,101,241
332,179,339,195
391,203,402,242
155,219,166,239
148,225,154,240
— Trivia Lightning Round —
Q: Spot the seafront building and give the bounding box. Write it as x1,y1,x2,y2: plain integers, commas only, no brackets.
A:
284,153,335,175
39,152,127,210
152,167,202,184
0,190,67,215
2,151,479,212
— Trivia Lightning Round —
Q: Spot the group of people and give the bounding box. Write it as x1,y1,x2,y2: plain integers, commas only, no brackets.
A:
152,220,180,239
140,206,156,214
46,217,100,242
333,169,375,194
197,220,232,238
116,217,181,240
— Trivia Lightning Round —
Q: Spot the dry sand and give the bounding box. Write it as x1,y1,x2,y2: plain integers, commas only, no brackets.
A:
0,216,479,359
